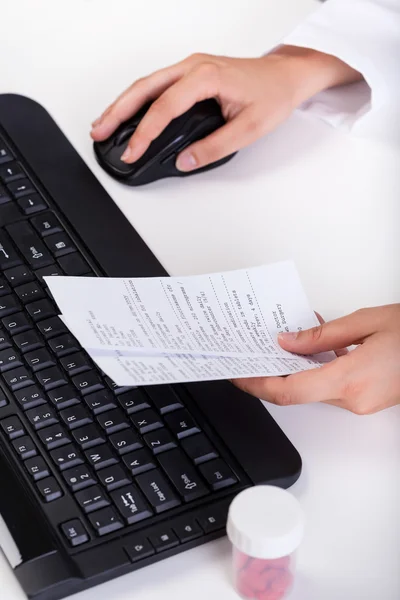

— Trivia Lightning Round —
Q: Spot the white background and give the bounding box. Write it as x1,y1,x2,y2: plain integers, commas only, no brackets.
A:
1,1,399,599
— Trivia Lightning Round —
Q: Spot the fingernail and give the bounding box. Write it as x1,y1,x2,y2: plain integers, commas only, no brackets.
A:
278,332,298,342
176,151,197,171
91,117,102,127
120,147,131,162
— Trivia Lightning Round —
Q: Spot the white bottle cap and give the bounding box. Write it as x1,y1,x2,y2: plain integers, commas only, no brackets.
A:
227,485,305,560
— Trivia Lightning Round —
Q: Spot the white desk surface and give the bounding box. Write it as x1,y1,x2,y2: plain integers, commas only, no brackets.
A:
2,1,400,599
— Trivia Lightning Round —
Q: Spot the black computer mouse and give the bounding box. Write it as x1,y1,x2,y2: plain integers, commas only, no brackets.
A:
93,98,237,186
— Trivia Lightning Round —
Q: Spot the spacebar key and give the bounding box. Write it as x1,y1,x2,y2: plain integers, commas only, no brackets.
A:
6,221,53,269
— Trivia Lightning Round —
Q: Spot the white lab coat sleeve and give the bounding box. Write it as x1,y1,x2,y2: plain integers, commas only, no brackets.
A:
281,0,400,131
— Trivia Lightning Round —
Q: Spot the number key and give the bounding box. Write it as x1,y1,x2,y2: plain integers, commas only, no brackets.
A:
0,348,23,372
26,404,58,430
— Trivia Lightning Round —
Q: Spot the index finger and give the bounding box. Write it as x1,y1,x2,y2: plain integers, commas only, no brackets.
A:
90,63,185,142
232,358,347,406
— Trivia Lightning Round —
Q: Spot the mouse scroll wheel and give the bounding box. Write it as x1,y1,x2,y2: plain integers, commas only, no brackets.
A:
114,126,137,146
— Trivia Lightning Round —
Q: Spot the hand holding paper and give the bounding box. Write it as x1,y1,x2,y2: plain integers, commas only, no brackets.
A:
46,261,334,387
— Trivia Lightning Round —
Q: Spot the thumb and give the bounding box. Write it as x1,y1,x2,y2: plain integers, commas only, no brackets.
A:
278,308,379,354
176,108,261,172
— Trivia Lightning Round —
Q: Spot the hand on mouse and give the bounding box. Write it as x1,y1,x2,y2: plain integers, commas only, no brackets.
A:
232,304,400,415
90,47,361,171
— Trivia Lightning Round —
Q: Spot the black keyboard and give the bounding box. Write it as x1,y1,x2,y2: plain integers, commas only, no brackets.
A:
0,94,301,600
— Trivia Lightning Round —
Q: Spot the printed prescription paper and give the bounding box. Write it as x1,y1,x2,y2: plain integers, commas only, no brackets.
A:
45,261,334,386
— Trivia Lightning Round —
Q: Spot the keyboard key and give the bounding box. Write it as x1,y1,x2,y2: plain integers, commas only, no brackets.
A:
0,185,11,205
63,464,96,491
2,312,32,335
25,456,49,480
48,333,79,357
104,376,133,396
60,405,92,430
88,506,124,536
26,299,56,322
173,519,203,544
4,265,34,287
118,389,150,414
15,281,45,304
84,389,116,414
180,433,218,465
25,348,55,372
0,294,21,318
97,409,129,434
98,464,130,491
6,221,53,270
0,329,12,350
0,162,24,182
111,485,153,525
47,385,80,410
58,253,90,276
164,409,200,439
0,231,22,270
198,459,237,491
0,415,25,439
61,519,89,547
0,202,23,226
50,444,84,470
75,485,110,513
38,424,71,450
0,391,7,409
12,435,37,460
122,448,156,476
145,385,183,414
125,538,155,563
197,507,227,534
4,366,35,390
109,429,142,455
14,385,46,410
36,476,62,502
136,469,181,514
72,424,105,449
60,351,91,376
37,316,67,340
14,330,44,353
0,348,23,372
157,449,209,502
85,444,118,470
31,212,63,237
143,428,177,455
72,371,104,396
35,264,63,285
26,404,58,430
0,139,13,164
0,277,11,297
130,409,163,434
0,162,25,182
17,193,47,215
36,366,67,390
149,529,179,553
45,232,76,257
7,177,35,198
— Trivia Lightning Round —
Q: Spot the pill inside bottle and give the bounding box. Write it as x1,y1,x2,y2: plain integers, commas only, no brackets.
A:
227,485,304,600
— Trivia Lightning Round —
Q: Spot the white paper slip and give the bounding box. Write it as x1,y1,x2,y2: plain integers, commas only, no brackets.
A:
45,261,334,386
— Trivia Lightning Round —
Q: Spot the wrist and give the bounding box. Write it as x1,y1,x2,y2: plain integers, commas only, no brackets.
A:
264,45,362,108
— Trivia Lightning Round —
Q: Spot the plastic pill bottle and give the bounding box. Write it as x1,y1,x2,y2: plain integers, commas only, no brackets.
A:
227,485,305,600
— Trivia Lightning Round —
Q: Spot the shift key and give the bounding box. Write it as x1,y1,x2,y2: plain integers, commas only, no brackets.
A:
6,221,53,269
